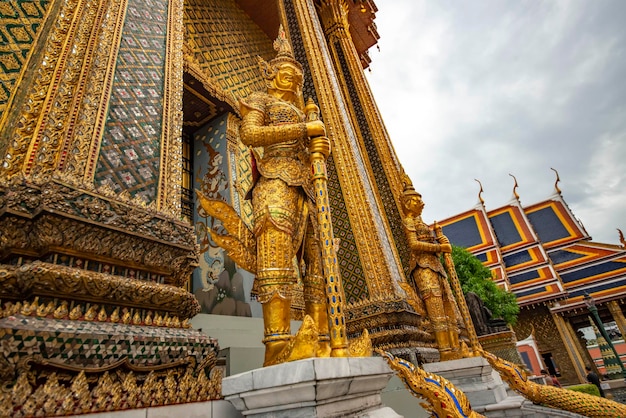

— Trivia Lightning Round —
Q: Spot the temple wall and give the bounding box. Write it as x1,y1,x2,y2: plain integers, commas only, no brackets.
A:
514,306,579,384
93,0,169,203
183,0,274,102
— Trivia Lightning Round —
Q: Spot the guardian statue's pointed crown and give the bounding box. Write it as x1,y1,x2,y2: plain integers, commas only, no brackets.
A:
258,25,303,81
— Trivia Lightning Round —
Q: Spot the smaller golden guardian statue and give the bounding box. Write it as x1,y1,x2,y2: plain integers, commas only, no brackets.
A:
400,175,464,361
198,26,366,366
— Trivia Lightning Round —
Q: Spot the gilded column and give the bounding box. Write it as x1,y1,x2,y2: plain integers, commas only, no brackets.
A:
607,300,626,342
0,2,215,414
317,0,410,275
0,0,105,180
278,0,431,353
278,0,403,298
552,311,589,383
1,0,185,219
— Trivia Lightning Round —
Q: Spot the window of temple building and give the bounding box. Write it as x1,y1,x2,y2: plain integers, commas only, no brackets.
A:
181,131,194,223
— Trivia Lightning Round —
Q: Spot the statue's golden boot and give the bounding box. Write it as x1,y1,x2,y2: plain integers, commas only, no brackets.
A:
305,301,331,357
264,316,319,366
434,330,456,361
261,292,292,366
448,327,460,348
447,328,463,359
263,336,293,366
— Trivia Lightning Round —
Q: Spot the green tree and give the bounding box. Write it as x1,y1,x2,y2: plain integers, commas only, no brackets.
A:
448,245,519,325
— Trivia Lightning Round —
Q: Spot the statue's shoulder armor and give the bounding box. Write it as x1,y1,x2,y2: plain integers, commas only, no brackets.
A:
414,219,432,237
403,217,417,232
240,91,269,117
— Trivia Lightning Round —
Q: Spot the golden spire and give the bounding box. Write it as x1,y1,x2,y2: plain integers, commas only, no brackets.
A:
257,24,303,81
509,174,519,201
551,167,562,195
401,172,419,197
474,179,485,205
273,24,294,59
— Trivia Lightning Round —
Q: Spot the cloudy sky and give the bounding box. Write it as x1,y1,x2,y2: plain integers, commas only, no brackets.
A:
365,1,626,244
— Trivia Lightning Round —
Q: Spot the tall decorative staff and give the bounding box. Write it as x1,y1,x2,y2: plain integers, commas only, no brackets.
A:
433,222,481,353
304,98,349,358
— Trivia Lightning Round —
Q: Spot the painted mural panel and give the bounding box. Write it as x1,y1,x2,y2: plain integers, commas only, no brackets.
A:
192,113,258,317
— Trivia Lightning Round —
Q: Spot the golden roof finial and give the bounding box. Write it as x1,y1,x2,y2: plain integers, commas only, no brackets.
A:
550,167,562,195
401,172,419,197
618,228,626,248
509,174,519,200
273,24,293,59
474,179,485,205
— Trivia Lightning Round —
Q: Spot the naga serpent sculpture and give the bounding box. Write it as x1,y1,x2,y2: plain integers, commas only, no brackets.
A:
377,349,485,418
480,348,626,418
380,347,626,418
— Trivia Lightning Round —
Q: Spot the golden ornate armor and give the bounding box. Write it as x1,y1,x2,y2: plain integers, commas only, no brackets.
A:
237,27,331,366
401,176,463,361
240,90,330,364
198,26,367,366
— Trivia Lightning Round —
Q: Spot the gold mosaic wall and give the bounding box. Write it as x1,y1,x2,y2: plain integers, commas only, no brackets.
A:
514,307,578,384
0,0,54,138
183,0,275,102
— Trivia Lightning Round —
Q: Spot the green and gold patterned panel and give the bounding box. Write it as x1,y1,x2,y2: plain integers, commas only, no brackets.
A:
0,0,53,120
94,0,168,203
183,0,274,101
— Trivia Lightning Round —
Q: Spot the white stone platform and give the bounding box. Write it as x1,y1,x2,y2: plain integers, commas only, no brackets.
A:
422,356,587,417
423,356,509,409
222,356,403,418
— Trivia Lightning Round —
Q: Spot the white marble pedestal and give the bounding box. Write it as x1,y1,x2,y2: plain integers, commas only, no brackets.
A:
222,357,402,418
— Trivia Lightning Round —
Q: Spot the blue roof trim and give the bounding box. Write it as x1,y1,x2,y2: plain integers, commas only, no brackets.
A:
476,253,488,262
442,216,483,248
568,281,626,298
490,211,522,247
560,261,626,283
515,286,547,298
527,206,570,243
549,249,585,265
509,269,541,285
503,250,532,268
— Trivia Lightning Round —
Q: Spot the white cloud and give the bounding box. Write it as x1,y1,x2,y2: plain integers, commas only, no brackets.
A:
366,0,626,244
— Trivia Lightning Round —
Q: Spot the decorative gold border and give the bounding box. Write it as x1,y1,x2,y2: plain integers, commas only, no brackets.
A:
29,0,103,179
3,261,201,319
183,51,240,116
23,0,88,176
318,0,408,285
0,0,60,142
226,113,240,210
1,0,81,179
182,83,219,127
157,0,185,216
65,0,129,181
280,0,402,297
56,0,109,171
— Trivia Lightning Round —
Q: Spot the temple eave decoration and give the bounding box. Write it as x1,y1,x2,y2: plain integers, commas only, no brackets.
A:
346,297,433,351
0,176,199,286
343,0,379,68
